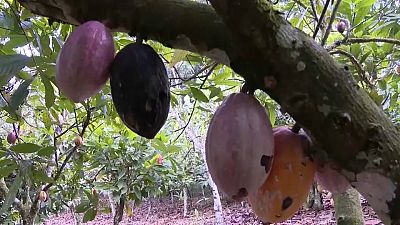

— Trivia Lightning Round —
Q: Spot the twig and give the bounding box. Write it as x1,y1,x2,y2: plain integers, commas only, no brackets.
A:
329,49,372,88
173,101,197,143
312,0,330,39
321,0,342,46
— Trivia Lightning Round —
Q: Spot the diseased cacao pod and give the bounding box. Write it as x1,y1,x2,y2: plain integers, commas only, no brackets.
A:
110,43,170,139
206,92,274,200
248,126,316,223
7,132,16,144
56,21,115,102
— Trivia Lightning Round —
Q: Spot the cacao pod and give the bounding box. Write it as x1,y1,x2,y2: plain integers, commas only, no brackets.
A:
110,43,170,139
336,21,346,33
39,191,48,202
74,135,83,147
206,92,274,200
248,126,316,223
56,21,115,102
7,132,16,144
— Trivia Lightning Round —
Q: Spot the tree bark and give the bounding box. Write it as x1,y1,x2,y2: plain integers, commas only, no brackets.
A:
17,0,400,223
333,188,364,225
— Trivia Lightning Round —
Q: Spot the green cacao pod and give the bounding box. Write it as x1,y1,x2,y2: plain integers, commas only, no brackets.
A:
110,43,170,139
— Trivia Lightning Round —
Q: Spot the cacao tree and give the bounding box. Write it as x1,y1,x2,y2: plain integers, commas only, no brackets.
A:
0,0,400,224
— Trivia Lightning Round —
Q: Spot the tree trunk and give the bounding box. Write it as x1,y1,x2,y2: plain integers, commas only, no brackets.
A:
183,186,188,217
113,195,125,225
305,182,323,211
333,188,364,225
108,192,116,219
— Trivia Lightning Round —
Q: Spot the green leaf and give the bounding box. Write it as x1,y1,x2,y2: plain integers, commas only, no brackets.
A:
169,49,190,67
10,143,41,153
190,87,209,102
83,207,97,222
214,79,242,87
75,201,91,213
42,76,55,108
0,54,31,86
0,173,23,216
32,169,55,184
9,79,33,114
0,163,17,178
37,146,56,157
151,139,167,152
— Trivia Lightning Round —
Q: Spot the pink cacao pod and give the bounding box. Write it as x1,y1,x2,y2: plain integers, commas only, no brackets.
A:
206,92,274,200
56,21,115,102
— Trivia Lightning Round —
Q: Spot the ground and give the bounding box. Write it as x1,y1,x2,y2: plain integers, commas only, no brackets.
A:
43,192,383,225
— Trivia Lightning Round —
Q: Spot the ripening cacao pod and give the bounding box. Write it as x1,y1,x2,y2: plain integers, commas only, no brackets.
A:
206,92,274,200
336,21,346,33
39,191,48,202
56,21,115,102
110,42,170,139
248,126,316,223
7,132,16,144
74,135,83,147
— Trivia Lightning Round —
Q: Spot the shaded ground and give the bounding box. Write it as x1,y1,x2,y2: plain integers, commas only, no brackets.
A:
44,192,383,225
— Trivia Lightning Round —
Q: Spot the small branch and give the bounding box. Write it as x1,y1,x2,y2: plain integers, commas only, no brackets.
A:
329,49,372,88
312,0,330,39
173,100,197,143
321,0,342,46
326,37,400,51
346,37,400,45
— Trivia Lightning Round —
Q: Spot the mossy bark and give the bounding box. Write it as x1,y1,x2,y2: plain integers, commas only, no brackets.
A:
333,188,364,225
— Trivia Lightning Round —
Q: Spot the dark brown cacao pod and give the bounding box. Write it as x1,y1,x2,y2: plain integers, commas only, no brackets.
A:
110,43,170,139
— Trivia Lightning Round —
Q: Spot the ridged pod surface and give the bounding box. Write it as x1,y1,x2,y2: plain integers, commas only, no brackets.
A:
110,43,170,139
206,92,274,200
248,126,316,223
56,21,115,102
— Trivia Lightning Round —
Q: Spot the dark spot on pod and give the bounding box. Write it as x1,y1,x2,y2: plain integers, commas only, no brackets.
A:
260,155,273,173
344,65,349,71
232,188,248,200
282,197,293,210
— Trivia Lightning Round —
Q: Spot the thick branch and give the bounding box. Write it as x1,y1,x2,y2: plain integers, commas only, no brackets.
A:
17,0,400,224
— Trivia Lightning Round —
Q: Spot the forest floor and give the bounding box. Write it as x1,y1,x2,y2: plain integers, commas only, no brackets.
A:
43,191,383,225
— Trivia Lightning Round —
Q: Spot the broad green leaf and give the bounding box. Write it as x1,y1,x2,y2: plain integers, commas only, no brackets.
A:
190,87,209,102
151,139,167,152
75,201,91,213
42,76,55,108
0,173,23,216
37,146,55,157
214,79,242,87
9,79,33,114
0,163,17,178
10,143,41,153
32,169,55,184
0,54,31,86
169,50,190,67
